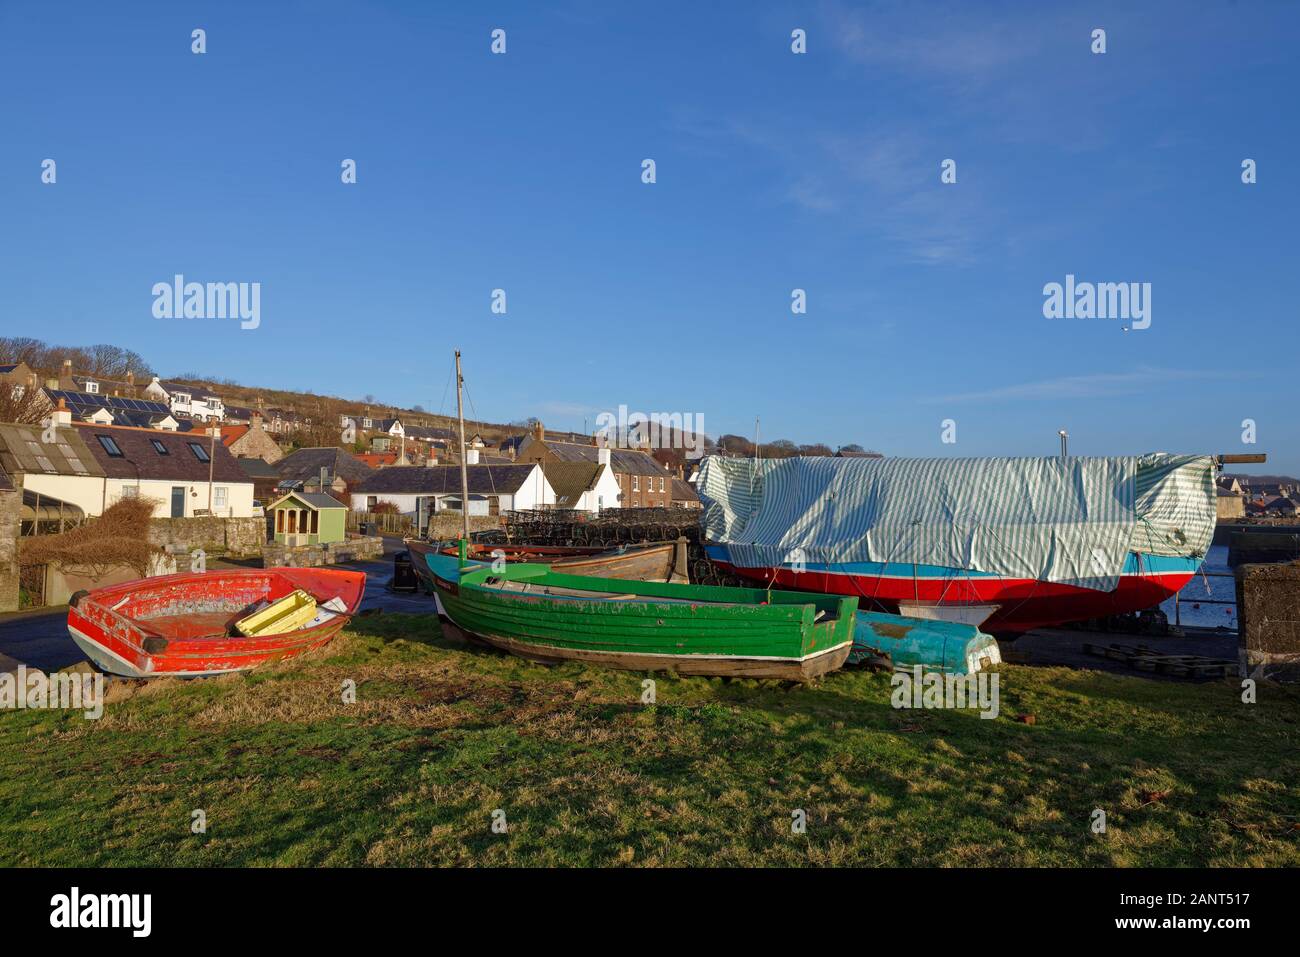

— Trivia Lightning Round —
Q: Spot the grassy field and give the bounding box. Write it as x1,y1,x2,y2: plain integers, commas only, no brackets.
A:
1,613,1297,867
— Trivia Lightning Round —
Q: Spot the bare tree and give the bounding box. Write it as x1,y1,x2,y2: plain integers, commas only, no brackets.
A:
0,383,50,424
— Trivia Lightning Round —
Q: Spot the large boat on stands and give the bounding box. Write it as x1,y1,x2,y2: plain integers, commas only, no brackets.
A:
698,453,1224,633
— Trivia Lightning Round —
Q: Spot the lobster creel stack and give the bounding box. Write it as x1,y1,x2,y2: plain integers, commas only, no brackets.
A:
474,508,748,588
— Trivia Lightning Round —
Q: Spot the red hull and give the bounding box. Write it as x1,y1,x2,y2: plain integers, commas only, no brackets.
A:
709,560,1194,633
66,567,366,677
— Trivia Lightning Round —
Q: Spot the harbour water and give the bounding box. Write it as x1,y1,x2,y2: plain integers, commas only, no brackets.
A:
1159,545,1237,631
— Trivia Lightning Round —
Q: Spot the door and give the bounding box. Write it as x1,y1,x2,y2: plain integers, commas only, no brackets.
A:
170,486,185,518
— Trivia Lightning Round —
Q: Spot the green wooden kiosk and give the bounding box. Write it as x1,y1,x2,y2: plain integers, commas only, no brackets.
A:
268,491,347,546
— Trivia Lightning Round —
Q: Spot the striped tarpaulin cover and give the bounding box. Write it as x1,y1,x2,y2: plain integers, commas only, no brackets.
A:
697,453,1215,591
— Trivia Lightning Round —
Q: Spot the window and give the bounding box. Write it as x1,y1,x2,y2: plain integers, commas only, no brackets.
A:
121,486,139,499
659,477,666,492
276,510,285,533
96,434,124,457
310,511,319,533
151,439,169,455
632,476,640,492
85,381,99,394
188,442,210,462
214,487,228,508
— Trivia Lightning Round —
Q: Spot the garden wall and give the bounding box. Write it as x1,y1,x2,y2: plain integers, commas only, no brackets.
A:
149,516,266,558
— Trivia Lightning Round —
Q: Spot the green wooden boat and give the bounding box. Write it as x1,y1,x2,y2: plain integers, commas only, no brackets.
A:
424,550,858,680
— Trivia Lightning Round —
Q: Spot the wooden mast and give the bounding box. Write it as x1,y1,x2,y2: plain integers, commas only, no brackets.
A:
455,350,470,544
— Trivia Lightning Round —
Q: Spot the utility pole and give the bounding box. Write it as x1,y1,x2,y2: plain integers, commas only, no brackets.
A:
208,420,217,514
455,350,470,543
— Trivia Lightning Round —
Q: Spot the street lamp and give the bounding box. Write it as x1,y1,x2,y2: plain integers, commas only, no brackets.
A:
1058,429,1069,458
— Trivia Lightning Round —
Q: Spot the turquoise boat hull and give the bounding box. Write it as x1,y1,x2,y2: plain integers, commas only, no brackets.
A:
851,611,1001,674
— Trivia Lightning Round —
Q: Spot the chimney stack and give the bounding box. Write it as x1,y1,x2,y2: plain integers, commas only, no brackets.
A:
51,398,72,428
61,358,72,377
598,446,611,467
532,420,544,441
126,370,134,387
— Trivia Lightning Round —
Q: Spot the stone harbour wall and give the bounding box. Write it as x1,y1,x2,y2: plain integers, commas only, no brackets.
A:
424,514,501,542
0,486,20,613
262,535,384,568
1235,561,1300,681
149,516,267,558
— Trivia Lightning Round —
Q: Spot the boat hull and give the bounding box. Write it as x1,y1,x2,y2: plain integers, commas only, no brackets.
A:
440,620,851,679
407,540,677,589
427,553,856,681
66,568,366,677
706,546,1199,633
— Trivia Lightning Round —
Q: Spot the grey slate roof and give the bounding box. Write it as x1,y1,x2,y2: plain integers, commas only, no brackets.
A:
272,490,346,510
236,457,281,480
544,441,671,475
352,464,539,495
276,447,374,484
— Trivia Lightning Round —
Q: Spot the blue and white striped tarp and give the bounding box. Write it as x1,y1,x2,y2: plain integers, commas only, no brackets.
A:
697,453,1215,591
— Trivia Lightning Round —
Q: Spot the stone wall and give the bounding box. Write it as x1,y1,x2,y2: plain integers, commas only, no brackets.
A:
424,514,500,542
149,516,267,558
1235,561,1300,681
262,535,384,568
0,487,19,613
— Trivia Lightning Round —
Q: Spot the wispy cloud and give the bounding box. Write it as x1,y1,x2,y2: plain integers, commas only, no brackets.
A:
931,367,1242,404
820,0,1054,83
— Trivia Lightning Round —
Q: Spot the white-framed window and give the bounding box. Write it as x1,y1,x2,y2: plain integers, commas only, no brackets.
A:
632,476,639,492
659,477,666,492
214,487,228,509
121,486,139,499
85,381,99,394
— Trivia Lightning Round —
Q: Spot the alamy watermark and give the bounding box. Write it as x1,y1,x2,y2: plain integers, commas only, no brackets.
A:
1,666,103,719
152,274,261,329
1042,274,1150,330
891,665,1000,720
594,404,705,459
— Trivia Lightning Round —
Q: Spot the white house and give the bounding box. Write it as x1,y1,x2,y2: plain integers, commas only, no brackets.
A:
144,378,227,422
349,459,554,519
0,412,255,519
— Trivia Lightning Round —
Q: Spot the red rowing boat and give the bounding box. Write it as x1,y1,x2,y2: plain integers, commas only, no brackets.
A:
66,568,366,677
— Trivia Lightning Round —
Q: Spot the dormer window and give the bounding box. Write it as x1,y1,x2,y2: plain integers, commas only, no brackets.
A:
85,381,99,394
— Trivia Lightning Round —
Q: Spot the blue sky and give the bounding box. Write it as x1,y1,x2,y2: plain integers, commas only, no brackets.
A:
2,1,1296,471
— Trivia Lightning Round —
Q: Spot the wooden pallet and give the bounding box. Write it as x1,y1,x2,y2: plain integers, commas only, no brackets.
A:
1082,642,1237,679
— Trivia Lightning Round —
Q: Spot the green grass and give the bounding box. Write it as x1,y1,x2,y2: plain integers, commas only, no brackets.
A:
2,614,1297,866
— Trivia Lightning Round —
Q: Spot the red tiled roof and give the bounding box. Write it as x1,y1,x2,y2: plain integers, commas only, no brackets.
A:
219,425,249,446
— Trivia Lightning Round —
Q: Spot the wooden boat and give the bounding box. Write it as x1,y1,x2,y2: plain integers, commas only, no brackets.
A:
423,549,857,680
406,538,678,588
66,567,366,677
